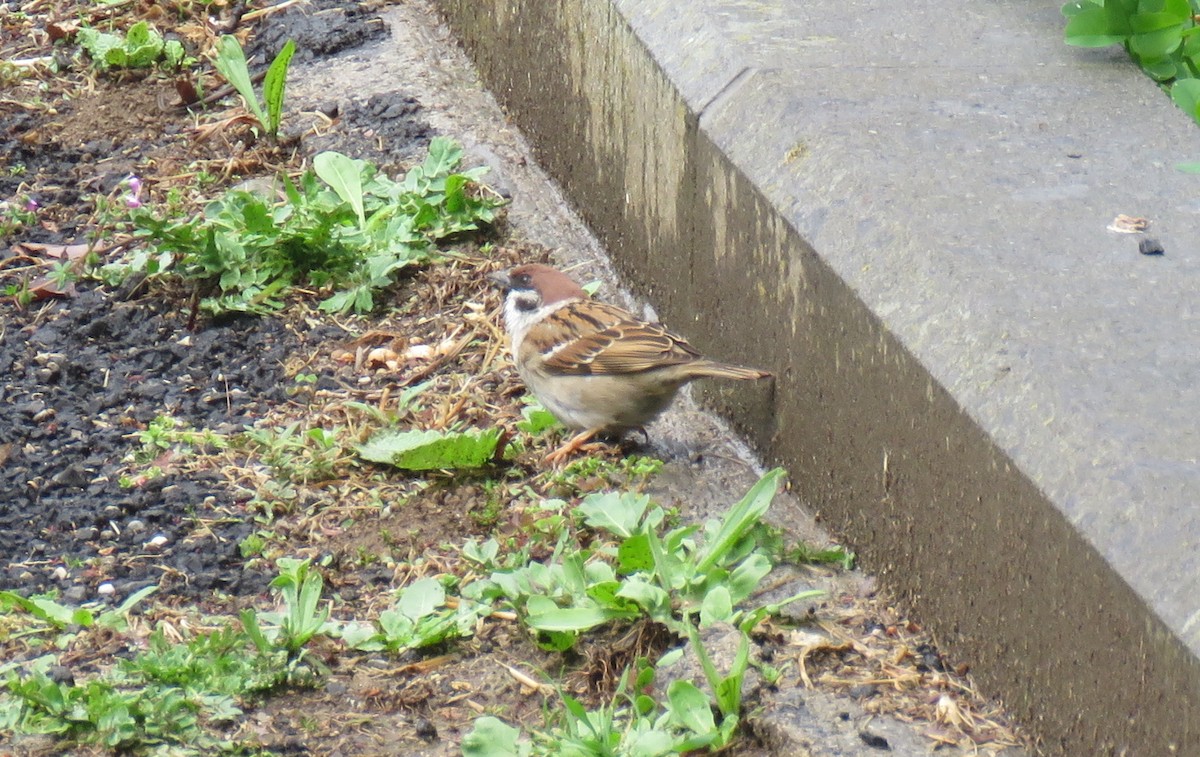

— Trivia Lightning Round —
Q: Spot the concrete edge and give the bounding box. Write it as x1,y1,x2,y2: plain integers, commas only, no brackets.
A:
432,0,1200,753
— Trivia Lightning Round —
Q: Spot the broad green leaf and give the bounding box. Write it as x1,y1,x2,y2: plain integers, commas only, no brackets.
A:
215,36,268,128
357,427,502,470
461,717,529,757
339,621,382,650
615,577,671,620
516,403,558,435
725,552,772,604
577,491,650,538
1064,6,1123,46
263,39,296,137
667,679,716,736
163,39,185,68
78,28,124,69
1141,55,1180,80
616,532,655,574
625,728,681,756
313,151,367,227
123,21,163,67
694,468,783,574
397,577,444,620
526,606,634,632
423,136,464,178
585,581,635,612
1171,78,1200,118
1129,27,1183,59
699,586,734,628
1130,0,1192,32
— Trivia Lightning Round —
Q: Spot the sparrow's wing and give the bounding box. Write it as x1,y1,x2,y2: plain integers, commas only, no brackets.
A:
531,300,702,376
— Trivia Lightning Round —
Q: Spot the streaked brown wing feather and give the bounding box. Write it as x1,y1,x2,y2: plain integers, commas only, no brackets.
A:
533,301,701,376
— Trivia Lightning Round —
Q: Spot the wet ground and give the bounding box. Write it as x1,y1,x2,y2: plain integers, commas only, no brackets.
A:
0,0,1032,754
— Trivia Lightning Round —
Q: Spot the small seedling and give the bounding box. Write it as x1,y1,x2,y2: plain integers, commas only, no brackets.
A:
213,35,296,140
77,21,188,70
339,577,487,653
258,557,333,657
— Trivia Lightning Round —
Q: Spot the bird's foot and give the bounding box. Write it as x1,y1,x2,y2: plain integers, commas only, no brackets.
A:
543,429,600,466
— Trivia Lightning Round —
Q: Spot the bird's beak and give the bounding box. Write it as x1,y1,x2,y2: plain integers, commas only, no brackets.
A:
487,270,511,290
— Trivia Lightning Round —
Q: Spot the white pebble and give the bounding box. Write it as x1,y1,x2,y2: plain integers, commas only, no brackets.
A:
97,582,115,596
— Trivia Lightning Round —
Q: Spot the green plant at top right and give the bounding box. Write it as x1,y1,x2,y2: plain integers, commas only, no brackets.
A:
1062,0,1200,124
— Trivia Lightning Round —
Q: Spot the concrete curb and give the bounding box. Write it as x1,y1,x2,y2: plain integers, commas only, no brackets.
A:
435,0,1200,753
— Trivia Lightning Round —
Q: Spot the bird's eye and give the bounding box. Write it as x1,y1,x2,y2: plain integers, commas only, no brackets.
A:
512,273,532,288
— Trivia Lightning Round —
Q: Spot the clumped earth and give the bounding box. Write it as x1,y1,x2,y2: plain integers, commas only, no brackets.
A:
0,288,309,598
0,1,1033,755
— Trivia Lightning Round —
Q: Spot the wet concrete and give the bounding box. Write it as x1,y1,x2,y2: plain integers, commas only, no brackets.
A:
435,0,1200,754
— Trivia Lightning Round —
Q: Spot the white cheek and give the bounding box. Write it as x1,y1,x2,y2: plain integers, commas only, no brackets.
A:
504,298,567,354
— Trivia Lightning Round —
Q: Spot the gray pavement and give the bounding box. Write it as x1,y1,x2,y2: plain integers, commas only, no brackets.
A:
438,0,1200,753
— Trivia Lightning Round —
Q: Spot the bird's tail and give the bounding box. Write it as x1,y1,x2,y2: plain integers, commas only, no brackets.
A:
688,360,771,381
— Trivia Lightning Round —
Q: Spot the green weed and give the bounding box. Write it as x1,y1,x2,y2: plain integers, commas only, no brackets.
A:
213,35,295,141
108,138,503,315
77,20,189,71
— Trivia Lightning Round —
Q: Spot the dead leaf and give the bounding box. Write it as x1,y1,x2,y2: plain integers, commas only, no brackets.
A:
13,241,92,260
1108,214,1149,233
193,113,259,143
46,20,79,41
175,77,199,106
28,275,76,300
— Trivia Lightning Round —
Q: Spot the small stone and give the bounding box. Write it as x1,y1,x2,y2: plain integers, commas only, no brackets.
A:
859,729,890,750
48,666,75,686
1139,237,1165,256
126,519,146,533
52,465,90,488
62,586,87,603
414,717,438,742
97,582,115,596
147,534,169,549
52,566,68,581
32,407,56,423
72,527,97,541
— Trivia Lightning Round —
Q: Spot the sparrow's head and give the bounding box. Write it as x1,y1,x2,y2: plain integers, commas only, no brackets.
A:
489,264,586,338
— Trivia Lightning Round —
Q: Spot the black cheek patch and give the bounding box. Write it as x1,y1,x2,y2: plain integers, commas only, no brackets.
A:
515,294,540,312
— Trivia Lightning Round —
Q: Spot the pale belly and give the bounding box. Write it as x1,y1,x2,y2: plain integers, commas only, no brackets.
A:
520,368,683,432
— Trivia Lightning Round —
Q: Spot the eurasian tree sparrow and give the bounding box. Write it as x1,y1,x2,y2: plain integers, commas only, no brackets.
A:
489,264,770,463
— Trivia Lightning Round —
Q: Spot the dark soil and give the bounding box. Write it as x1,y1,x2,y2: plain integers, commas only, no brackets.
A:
0,287,341,598
249,0,390,64
0,0,422,605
